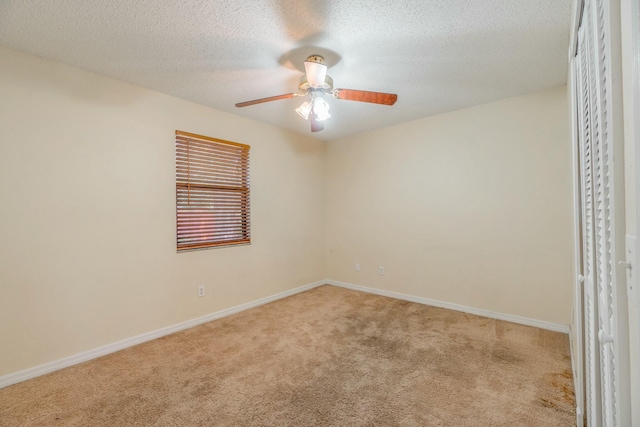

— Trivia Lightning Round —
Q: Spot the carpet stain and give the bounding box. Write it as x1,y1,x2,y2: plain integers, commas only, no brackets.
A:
491,345,523,364
538,398,559,409
551,368,576,405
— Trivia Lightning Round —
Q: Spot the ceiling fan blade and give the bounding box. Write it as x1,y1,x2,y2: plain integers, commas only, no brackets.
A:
235,93,298,108
310,116,324,132
334,89,398,105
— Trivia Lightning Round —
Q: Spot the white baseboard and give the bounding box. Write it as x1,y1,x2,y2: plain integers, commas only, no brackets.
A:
1,278,570,389
0,280,325,389
326,280,571,334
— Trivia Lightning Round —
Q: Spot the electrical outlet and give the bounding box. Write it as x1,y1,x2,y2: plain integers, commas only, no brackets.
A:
355,263,361,272
198,285,205,297
379,266,384,276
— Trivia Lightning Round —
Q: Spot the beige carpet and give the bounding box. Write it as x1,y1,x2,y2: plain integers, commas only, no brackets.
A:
1,285,575,426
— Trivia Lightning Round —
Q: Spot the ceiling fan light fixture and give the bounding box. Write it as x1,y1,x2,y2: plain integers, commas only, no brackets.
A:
312,97,331,121
295,101,312,120
304,60,327,88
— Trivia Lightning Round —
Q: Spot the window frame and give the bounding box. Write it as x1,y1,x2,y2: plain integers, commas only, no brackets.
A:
175,130,250,251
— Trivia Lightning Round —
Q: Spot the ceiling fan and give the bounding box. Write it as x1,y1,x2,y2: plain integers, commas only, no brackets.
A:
235,55,398,132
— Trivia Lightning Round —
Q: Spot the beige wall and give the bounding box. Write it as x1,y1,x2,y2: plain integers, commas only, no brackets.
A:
325,86,573,325
0,47,326,376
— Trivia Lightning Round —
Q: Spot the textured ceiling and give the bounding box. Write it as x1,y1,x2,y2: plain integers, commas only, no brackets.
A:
0,0,571,140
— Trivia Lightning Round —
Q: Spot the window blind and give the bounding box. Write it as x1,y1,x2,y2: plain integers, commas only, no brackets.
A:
176,131,250,251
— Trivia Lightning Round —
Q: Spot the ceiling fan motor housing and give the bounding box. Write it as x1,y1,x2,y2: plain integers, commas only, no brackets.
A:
299,74,334,93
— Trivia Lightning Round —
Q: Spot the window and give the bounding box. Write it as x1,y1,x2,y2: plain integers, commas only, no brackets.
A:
176,131,250,251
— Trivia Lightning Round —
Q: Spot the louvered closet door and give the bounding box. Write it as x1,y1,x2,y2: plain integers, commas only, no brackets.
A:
575,0,624,425
577,19,601,425
589,0,620,425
